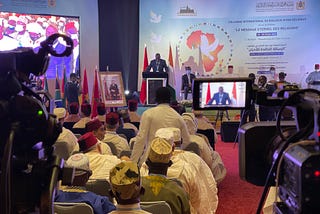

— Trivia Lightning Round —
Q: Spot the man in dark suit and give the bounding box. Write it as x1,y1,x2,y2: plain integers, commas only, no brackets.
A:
145,53,169,72
207,86,231,105
181,66,196,99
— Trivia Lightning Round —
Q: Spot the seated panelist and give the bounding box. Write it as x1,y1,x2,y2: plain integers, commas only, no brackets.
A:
181,66,196,100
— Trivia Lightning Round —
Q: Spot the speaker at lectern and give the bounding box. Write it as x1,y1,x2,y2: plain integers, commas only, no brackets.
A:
142,72,168,105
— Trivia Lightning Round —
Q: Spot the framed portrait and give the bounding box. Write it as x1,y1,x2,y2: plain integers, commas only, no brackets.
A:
99,71,127,107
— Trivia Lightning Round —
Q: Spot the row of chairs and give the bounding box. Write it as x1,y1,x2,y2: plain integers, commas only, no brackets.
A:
54,201,172,214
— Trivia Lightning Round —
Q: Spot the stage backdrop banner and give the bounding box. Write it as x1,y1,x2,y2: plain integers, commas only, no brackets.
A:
139,0,320,90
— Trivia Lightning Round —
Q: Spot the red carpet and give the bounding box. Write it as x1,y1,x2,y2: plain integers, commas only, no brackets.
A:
215,136,263,214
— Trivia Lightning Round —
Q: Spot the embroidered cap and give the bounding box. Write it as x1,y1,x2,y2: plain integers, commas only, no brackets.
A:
110,161,140,200
66,153,91,176
148,137,173,164
53,107,66,120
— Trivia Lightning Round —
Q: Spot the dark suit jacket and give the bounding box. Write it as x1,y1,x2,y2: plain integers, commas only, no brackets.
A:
181,73,196,90
145,59,168,72
207,92,231,105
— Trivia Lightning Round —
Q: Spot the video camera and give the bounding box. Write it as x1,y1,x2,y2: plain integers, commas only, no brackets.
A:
238,86,320,213
0,33,74,213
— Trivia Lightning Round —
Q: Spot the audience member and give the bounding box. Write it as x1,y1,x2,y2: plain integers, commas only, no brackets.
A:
170,100,186,115
161,128,227,183
103,112,130,157
240,73,258,125
96,102,106,124
73,103,91,128
257,75,277,121
140,127,219,213
193,110,218,148
53,107,79,155
55,153,116,214
276,72,290,89
140,137,191,214
182,113,213,168
64,102,81,123
85,118,112,155
131,87,190,166
78,132,121,180
109,161,151,214
128,99,141,123
306,64,320,90
118,109,139,135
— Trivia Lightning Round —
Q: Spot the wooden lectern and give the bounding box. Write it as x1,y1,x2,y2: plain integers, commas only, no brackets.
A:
142,72,168,105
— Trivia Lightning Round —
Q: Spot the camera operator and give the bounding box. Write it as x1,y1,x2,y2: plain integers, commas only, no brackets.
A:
257,75,277,121
65,72,81,110
240,73,258,125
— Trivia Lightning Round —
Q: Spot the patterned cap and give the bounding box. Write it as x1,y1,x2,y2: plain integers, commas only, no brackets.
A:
148,137,173,163
66,153,90,176
155,128,174,145
110,161,140,200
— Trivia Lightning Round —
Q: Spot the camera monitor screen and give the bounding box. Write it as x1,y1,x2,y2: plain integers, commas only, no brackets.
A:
0,12,80,79
193,77,252,110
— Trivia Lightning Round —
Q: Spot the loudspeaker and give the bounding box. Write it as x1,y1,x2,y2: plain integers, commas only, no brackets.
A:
221,121,240,142
238,121,296,186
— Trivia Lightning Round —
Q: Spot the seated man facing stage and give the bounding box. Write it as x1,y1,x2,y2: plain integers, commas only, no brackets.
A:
181,66,196,100
207,86,231,105
145,53,168,73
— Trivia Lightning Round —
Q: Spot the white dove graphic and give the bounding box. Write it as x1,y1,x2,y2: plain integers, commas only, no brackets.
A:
200,34,219,61
150,32,162,43
150,10,161,23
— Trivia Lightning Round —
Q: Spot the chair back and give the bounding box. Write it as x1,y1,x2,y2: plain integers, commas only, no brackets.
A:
63,122,76,130
54,202,94,214
117,128,136,142
140,201,172,214
85,179,114,203
130,122,140,129
71,128,86,135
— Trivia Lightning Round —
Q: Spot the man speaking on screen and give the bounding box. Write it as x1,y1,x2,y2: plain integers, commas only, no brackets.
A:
207,86,231,105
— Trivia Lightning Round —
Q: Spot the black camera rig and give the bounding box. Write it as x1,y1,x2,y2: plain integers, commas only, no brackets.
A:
239,86,320,213
0,34,74,213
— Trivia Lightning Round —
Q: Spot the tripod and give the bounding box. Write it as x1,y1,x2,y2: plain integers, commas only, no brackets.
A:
215,110,230,125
